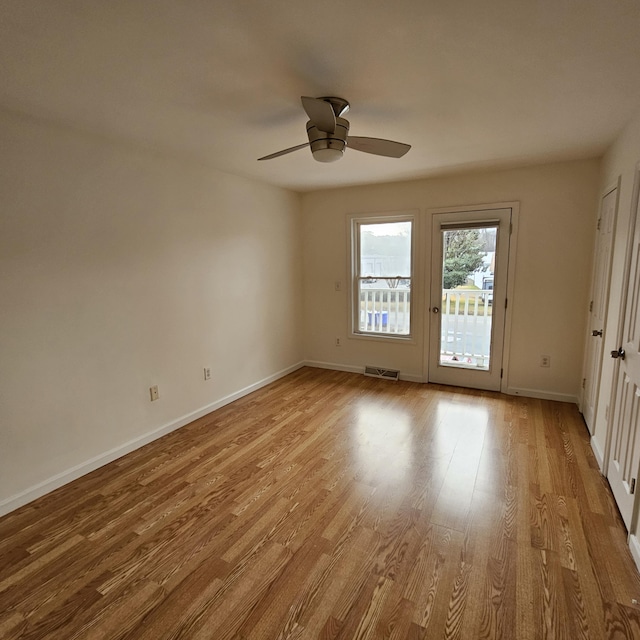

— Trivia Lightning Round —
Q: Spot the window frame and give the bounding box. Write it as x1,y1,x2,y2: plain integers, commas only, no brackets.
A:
349,212,417,342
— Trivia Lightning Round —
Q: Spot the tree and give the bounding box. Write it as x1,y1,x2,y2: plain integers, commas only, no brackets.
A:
442,229,486,289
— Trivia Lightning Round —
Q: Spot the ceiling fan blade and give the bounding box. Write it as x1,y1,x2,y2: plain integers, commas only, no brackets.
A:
347,136,411,158
301,96,336,133
257,142,309,161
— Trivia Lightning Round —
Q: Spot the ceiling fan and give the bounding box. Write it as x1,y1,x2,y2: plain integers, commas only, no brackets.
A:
258,96,411,163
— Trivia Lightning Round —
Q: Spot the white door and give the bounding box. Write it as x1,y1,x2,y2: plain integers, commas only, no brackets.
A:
581,187,618,434
608,175,640,530
428,208,512,391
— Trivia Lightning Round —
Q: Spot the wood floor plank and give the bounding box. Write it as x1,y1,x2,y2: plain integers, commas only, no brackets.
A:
377,591,415,639
534,547,571,640
14,573,107,640
120,555,227,640
283,526,378,637
238,536,331,639
429,400,488,532
1,368,640,639
459,487,515,639
560,493,607,639
561,566,590,640
515,441,536,640
410,526,465,632
0,611,26,640
67,579,164,640
334,573,394,640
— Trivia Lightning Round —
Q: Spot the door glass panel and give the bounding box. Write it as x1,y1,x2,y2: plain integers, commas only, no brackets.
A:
439,225,497,370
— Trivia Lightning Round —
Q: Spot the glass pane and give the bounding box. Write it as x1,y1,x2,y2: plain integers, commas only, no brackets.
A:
358,220,412,335
358,280,411,335
359,221,411,277
439,226,496,370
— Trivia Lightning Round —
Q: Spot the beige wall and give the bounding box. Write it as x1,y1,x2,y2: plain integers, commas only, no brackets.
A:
0,109,303,511
591,109,640,466
301,160,600,398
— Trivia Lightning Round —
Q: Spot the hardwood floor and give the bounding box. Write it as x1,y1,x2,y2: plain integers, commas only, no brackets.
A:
1,367,640,639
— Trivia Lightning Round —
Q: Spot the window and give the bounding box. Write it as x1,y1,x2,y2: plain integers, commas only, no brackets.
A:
352,217,413,337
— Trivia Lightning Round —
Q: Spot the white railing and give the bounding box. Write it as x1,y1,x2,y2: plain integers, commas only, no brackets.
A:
359,288,411,334
440,289,493,367
357,288,492,364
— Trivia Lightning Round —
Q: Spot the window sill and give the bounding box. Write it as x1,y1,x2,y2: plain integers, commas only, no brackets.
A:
350,331,416,345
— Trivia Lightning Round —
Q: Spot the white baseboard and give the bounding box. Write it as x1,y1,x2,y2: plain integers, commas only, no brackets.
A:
306,363,582,392
399,372,424,383
590,435,605,471
505,386,578,404
629,534,640,574
0,361,305,517
303,360,423,383
304,360,363,375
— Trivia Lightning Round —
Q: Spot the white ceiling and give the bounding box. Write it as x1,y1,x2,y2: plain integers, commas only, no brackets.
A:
2,0,640,192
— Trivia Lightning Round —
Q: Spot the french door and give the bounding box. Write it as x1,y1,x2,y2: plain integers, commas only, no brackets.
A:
607,169,640,530
428,208,512,391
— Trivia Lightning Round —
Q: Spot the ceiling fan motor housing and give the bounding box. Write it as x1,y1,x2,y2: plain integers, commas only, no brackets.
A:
306,117,349,162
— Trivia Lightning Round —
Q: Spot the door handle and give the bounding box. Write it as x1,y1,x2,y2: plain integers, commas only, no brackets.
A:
592,329,603,337
611,347,626,360
432,306,440,314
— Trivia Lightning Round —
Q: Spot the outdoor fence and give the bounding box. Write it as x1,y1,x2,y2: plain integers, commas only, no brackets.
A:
359,287,493,366
440,289,492,367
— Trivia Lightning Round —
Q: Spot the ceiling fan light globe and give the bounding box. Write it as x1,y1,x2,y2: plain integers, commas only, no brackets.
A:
312,147,344,163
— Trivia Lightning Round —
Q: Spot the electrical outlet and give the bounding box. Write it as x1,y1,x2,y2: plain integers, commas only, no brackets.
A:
335,337,341,346
204,367,211,381
149,385,159,401
540,355,551,368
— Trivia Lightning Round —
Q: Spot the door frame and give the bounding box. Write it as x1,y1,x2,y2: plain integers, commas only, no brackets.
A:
423,201,519,392
579,180,620,434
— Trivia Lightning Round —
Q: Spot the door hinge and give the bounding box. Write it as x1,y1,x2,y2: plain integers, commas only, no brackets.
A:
597,217,601,231
589,300,593,312
582,378,586,389
505,298,508,309
500,368,504,379
631,478,636,495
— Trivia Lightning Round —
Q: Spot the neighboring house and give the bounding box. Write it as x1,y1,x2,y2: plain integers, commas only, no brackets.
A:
467,251,495,290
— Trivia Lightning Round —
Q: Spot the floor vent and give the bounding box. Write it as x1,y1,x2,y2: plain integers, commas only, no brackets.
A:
364,366,400,381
